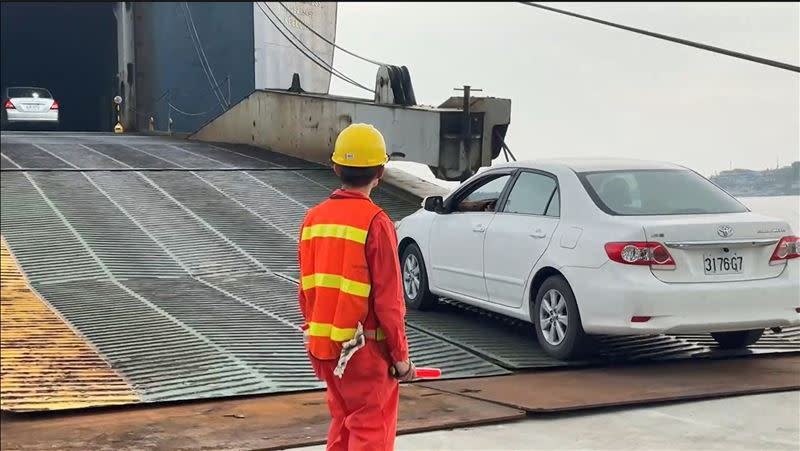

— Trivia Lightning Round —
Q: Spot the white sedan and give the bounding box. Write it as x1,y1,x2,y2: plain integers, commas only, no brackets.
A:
2,87,59,129
395,159,800,360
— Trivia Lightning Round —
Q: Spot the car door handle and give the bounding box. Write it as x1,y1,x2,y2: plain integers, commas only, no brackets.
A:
473,224,486,233
530,230,547,239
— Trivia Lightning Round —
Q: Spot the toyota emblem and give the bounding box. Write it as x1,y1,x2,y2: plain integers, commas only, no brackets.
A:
717,225,734,238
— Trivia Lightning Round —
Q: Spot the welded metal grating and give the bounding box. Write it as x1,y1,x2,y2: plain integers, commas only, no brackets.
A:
84,143,181,169
172,142,279,169
146,172,300,274
371,191,424,222
32,279,293,402
1,173,106,284
1,142,74,169
283,168,423,221
405,328,510,378
36,143,128,169
121,278,320,390
204,272,509,378
3,143,504,405
1,153,18,170
87,171,263,277
202,273,307,327
212,141,325,168
127,143,232,168
28,172,186,280
1,137,327,171
195,170,429,279
2,161,328,399
198,171,309,240
249,170,334,208
247,170,422,222
3,170,326,402
592,334,704,361
199,167,416,241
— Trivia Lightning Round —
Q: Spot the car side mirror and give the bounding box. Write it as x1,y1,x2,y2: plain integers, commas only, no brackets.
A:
422,196,444,213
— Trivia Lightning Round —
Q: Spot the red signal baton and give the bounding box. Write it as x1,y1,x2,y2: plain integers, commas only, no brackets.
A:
414,367,442,379
390,366,442,380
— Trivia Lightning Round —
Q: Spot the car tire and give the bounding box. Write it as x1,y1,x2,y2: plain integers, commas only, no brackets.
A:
400,243,438,311
533,275,591,360
711,329,764,349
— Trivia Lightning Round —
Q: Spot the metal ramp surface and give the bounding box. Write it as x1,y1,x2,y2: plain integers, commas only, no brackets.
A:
1,132,798,411
0,132,506,411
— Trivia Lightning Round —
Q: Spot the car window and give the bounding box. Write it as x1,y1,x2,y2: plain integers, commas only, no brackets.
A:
580,169,748,215
454,174,511,213
503,172,558,216
545,188,560,217
7,88,52,99
596,173,641,209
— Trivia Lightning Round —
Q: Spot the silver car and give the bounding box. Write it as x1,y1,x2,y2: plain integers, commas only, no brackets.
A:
2,87,59,129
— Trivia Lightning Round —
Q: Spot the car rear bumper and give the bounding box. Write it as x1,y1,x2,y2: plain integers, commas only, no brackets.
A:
564,260,800,335
6,110,59,123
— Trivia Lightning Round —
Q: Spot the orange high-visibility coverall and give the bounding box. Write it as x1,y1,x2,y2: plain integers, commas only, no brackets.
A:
299,189,410,451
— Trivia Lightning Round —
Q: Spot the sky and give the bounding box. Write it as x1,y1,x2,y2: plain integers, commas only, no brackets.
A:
328,2,799,184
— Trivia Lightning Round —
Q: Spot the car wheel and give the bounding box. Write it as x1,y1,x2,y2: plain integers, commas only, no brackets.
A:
711,329,764,349
533,275,591,360
400,243,438,310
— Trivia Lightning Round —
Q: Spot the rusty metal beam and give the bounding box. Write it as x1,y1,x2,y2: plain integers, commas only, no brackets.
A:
0,237,139,412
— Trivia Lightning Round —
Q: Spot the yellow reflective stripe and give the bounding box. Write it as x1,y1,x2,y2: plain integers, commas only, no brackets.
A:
301,224,368,244
307,322,385,342
301,273,371,297
308,322,355,341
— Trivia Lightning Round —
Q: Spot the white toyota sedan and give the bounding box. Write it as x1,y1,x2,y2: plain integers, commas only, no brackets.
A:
395,159,800,360
2,86,59,129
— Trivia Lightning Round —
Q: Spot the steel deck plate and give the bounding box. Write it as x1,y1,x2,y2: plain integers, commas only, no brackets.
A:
0,385,525,451
421,355,800,413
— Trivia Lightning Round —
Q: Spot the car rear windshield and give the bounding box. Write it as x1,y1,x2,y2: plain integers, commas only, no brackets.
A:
7,88,52,99
578,169,749,216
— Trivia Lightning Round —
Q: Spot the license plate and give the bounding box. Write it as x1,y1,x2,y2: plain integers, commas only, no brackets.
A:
23,104,39,111
703,252,743,275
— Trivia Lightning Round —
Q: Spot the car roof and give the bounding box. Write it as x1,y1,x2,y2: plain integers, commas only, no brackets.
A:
491,158,686,173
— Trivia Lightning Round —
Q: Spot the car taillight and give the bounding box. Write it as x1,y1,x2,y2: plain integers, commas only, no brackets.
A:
605,242,675,270
4,100,14,109
770,236,799,265
50,101,59,110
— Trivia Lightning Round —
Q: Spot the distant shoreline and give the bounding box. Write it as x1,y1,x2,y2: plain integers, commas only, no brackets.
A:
710,161,799,199
737,194,800,199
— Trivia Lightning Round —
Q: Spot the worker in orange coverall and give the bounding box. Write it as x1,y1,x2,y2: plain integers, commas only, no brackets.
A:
298,123,415,451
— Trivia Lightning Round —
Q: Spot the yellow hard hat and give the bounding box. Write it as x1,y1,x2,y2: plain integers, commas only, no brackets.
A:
331,123,389,167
